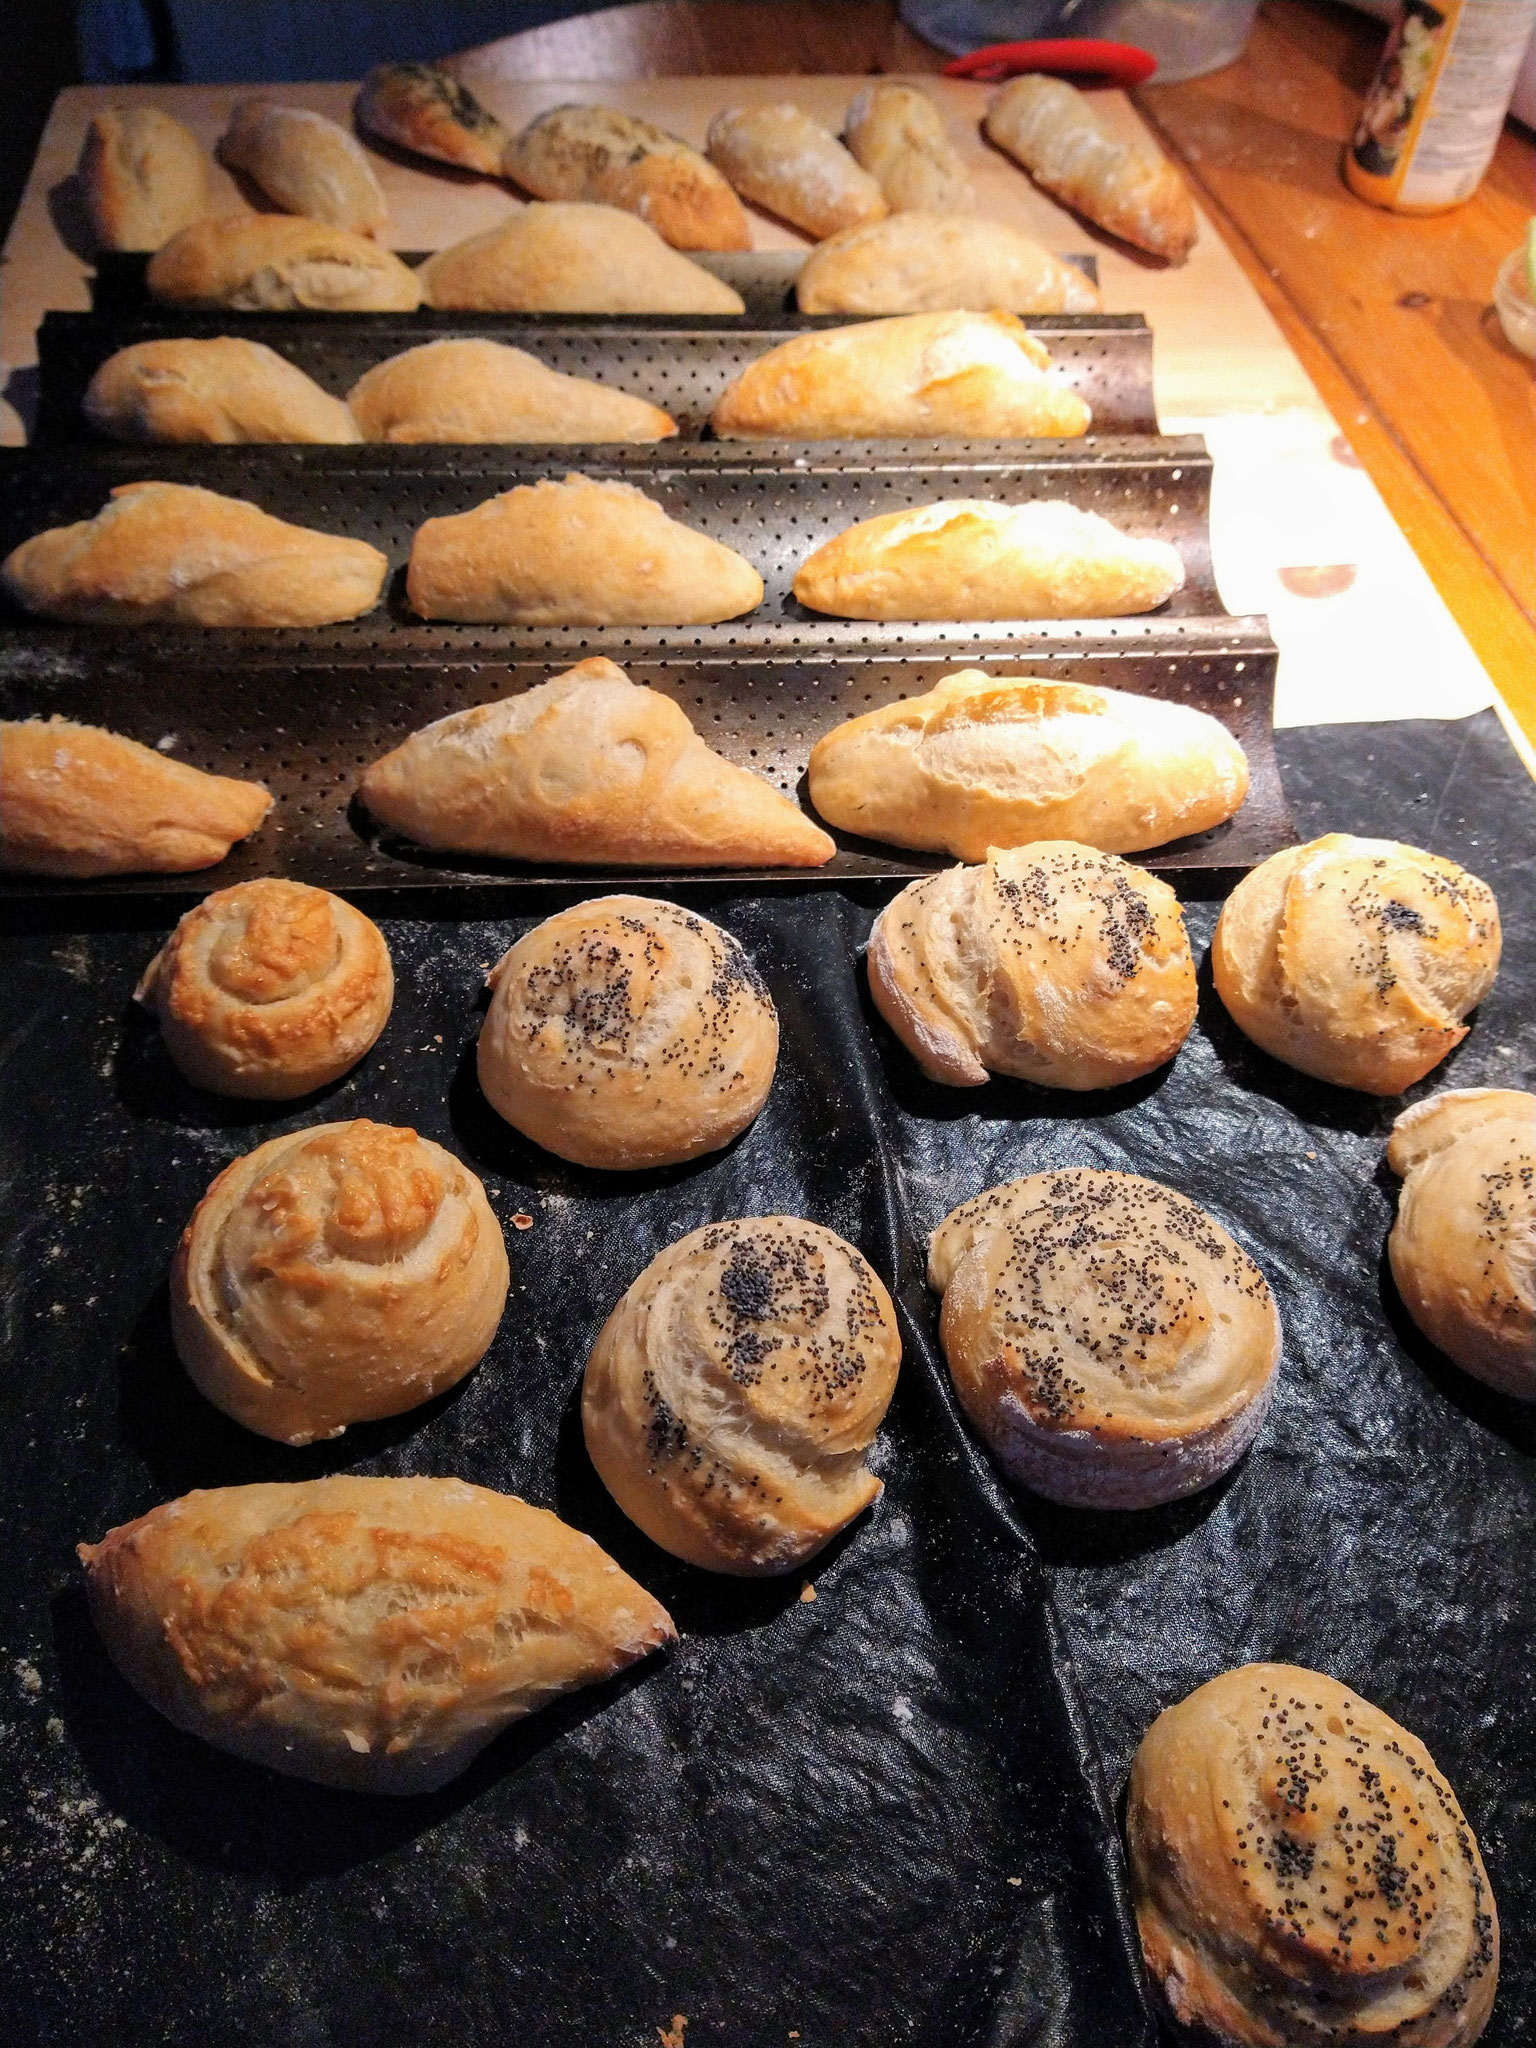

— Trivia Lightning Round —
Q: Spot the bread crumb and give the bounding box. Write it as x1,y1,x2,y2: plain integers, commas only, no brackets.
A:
1007,1876,1022,1887
658,2019,687,2048
511,1213,534,1231
799,1582,816,1603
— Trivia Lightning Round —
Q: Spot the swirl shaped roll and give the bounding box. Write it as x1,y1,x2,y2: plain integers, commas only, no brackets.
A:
172,1120,510,1444
583,1217,901,1574
136,880,393,1099
1127,1663,1498,2046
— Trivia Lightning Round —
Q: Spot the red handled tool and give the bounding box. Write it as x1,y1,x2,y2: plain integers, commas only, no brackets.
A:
941,38,1157,86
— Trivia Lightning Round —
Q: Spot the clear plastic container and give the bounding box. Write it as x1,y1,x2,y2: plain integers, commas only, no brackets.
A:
898,1,1262,81
1493,242,1536,355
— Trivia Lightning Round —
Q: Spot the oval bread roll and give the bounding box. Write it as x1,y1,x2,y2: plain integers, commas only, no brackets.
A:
1387,1089,1535,1397
353,62,510,177
420,202,745,314
135,879,393,1098
870,843,1196,1089
985,75,1197,263
172,1119,509,1444
217,100,388,237
477,896,779,1170
1,481,388,628
705,103,887,239
79,1476,675,1793
793,499,1184,620
807,672,1249,860
504,103,750,251
1212,835,1501,1095
0,717,271,878
584,1217,901,1574
83,337,360,445
796,210,1099,315
711,310,1089,440
1128,1664,1499,2046
406,474,763,627
359,656,833,869
347,338,676,444
843,82,976,214
78,107,210,253
147,214,422,312
928,1170,1280,1508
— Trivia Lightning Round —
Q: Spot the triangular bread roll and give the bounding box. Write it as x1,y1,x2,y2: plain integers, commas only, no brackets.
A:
347,338,677,444
419,202,745,313
360,657,834,868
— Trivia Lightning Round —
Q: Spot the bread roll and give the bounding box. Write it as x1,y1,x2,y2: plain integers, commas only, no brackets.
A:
985,75,1198,263
793,499,1184,620
705,103,886,239
347,339,676,445
1212,835,1501,1095
477,896,778,1170
421,201,744,314
147,214,422,312
807,672,1248,860
928,1170,1280,1507
1387,1089,1535,1397
504,104,750,251
79,1476,675,1793
172,1119,509,1444
83,337,360,445
1128,1664,1499,2046
359,657,833,869
583,1217,901,1574
353,62,510,177
135,880,393,1098
0,717,271,878
711,310,1089,440
406,474,762,626
843,82,976,214
217,100,387,237
78,107,209,253
870,843,1196,1089
796,210,1099,315
2,481,388,628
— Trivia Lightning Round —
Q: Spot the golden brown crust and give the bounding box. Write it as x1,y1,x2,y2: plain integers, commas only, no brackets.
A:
843,83,976,214
1387,1089,1536,1397
135,880,393,1097
353,63,510,177
711,310,1089,439
359,657,833,869
503,104,751,251
927,1170,1280,1507
84,337,360,444
476,896,779,1170
807,671,1247,859
78,107,210,253
216,100,387,237
583,1217,901,1574
1211,835,1501,1095
405,475,763,627
869,843,1196,1089
1127,1663,1499,2046
792,499,1184,620
79,1476,675,1792
984,75,1198,262
147,213,422,312
0,717,271,878
705,103,887,239
419,202,745,313
170,1119,509,1444
795,210,1099,315
347,338,676,444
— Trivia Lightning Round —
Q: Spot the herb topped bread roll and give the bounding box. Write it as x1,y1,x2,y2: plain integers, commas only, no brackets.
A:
359,657,833,869
80,1476,675,1793
347,338,677,444
1212,836,1501,1095
928,1170,1280,1508
705,103,887,239
217,100,388,237
2,482,388,628
710,311,1089,440
147,214,422,312
584,1218,901,1575
420,203,745,314
807,672,1249,860
870,844,1196,1090
1387,1089,1535,1397
793,499,1184,620
172,1120,509,1444
353,62,511,176
504,103,751,251
78,107,209,253
135,880,393,1099
0,718,271,878
83,337,360,445
477,897,778,1171
843,82,976,214
1128,1664,1499,2046
985,75,1198,263
796,211,1099,315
